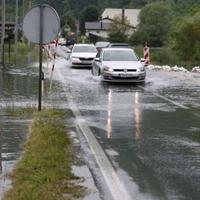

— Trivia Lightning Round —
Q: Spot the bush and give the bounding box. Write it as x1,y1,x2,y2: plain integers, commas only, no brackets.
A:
171,9,200,65
18,42,32,53
134,46,196,70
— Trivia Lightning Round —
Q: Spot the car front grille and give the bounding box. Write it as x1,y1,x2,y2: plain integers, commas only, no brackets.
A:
111,76,139,80
79,57,94,61
114,69,137,72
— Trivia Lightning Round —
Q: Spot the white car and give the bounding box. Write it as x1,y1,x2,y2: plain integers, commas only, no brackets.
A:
58,37,66,46
92,48,146,82
69,44,97,67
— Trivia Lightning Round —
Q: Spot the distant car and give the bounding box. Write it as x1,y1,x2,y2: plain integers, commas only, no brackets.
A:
58,37,66,46
107,43,130,48
69,44,97,67
95,41,110,55
92,48,146,82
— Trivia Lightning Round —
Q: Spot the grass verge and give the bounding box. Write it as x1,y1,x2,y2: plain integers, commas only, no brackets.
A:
5,105,37,118
4,109,85,200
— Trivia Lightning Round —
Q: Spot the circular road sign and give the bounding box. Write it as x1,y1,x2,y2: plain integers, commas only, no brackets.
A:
23,4,60,44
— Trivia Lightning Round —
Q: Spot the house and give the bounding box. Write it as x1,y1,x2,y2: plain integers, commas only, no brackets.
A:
102,8,141,28
0,21,15,41
85,19,111,39
85,8,141,39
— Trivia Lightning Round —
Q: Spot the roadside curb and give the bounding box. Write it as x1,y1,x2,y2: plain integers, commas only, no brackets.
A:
69,130,101,200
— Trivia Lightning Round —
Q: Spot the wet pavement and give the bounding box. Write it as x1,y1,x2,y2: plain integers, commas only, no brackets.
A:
0,52,47,199
51,46,200,200
0,55,39,199
0,53,101,200
0,117,30,198
0,46,200,200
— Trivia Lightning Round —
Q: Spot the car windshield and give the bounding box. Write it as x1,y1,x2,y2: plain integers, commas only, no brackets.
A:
103,50,138,61
109,43,129,48
95,42,110,48
73,46,97,53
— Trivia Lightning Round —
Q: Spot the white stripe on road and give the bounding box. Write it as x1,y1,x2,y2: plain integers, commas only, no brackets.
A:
56,69,132,200
138,85,190,110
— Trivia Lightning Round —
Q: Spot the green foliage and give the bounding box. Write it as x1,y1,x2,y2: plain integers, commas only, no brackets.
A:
17,42,32,53
80,5,99,34
61,12,76,32
171,8,200,65
4,0,200,66
108,16,131,43
149,47,179,66
130,1,173,47
34,0,65,16
63,0,98,18
129,0,148,8
134,46,176,65
169,0,199,14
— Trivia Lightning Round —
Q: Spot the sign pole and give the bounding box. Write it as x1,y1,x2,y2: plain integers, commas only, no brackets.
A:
1,0,5,66
22,4,60,112
38,5,44,111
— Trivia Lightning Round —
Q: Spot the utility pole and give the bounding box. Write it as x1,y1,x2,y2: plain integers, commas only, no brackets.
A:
28,0,32,47
29,0,32,9
22,0,25,17
1,0,5,66
22,0,25,42
0,123,2,173
14,0,18,58
122,7,125,25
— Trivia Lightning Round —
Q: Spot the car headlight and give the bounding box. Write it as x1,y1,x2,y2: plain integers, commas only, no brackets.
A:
71,57,80,61
137,66,145,72
103,66,114,72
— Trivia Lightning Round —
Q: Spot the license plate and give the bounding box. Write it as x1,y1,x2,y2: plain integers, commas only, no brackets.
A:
119,73,132,78
81,61,91,64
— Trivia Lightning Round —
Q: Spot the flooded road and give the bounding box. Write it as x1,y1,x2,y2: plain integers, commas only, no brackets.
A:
0,53,40,199
0,46,199,200
53,49,200,200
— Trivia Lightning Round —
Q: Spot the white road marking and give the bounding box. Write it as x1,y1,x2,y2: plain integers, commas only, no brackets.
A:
56,69,133,200
138,85,190,110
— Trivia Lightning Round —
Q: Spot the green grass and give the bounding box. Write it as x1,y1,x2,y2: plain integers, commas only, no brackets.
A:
4,109,85,200
5,105,37,118
3,42,38,65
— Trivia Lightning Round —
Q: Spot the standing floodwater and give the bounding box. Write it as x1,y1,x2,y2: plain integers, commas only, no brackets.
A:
0,52,39,199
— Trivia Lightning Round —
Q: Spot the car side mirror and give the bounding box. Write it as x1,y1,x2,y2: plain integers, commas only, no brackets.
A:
95,58,100,62
140,58,145,62
67,49,71,53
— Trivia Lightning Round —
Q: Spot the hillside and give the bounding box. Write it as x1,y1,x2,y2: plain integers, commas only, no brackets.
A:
2,0,198,22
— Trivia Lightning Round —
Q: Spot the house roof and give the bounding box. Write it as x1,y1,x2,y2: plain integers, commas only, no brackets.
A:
102,8,141,27
85,21,111,30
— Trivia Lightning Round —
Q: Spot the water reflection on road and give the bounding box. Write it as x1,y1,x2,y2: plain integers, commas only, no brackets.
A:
1,49,199,200
53,56,200,200
106,89,142,142
0,54,40,199
0,117,30,198
134,92,142,142
107,88,112,139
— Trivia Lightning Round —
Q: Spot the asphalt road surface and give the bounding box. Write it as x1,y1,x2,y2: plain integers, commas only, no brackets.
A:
52,48,200,200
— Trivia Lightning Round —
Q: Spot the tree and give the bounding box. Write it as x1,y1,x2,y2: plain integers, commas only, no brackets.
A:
63,0,98,18
169,0,198,14
171,8,200,64
129,1,173,46
80,5,99,34
108,16,131,43
34,0,65,16
129,0,148,8
61,12,76,32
